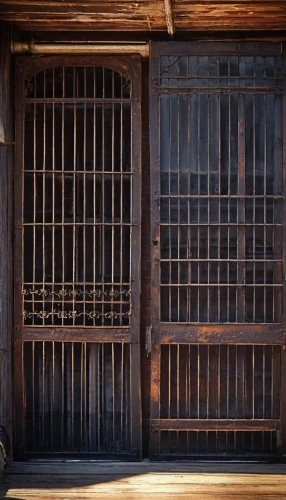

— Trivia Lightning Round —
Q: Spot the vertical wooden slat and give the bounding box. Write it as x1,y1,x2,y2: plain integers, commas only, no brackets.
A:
281,53,286,455
237,94,246,322
150,45,161,459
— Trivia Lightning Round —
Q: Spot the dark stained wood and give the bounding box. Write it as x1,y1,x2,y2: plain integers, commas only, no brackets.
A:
150,41,282,57
151,419,279,431
156,324,283,344
0,1,285,32
18,328,131,343
0,20,13,461
13,54,142,458
149,41,285,459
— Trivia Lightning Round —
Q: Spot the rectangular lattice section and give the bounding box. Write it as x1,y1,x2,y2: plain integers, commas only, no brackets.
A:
160,344,280,419
21,66,133,327
159,431,279,457
24,342,131,454
159,344,280,456
159,55,283,323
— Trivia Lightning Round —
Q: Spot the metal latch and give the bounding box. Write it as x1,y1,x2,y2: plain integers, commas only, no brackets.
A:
145,325,152,357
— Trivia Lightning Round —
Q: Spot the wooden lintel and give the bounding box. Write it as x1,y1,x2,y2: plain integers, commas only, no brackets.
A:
151,419,279,432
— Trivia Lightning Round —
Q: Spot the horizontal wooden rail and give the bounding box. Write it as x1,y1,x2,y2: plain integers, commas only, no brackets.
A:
18,327,131,343
151,419,279,432
155,324,283,345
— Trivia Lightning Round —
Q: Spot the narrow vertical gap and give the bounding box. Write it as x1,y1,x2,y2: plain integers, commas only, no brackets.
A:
61,342,65,451
80,342,83,449
111,98,115,327
207,93,210,323
226,345,229,453
73,99,76,326
237,94,246,322
252,345,255,453
51,341,55,451
33,102,36,325
197,88,200,322
168,94,171,322
253,95,256,323
168,345,171,452
83,84,87,326
227,92,230,322
206,345,210,454
262,345,265,451
61,102,65,326
83,342,87,451
42,342,45,450
177,92,180,322
112,343,115,450
187,92,191,323
71,342,74,450
102,343,106,450
32,341,35,450
263,94,267,323
120,103,123,321
121,343,124,447
102,103,105,325
93,101,96,325
97,344,101,451
44,101,47,323
197,344,200,454
218,91,221,322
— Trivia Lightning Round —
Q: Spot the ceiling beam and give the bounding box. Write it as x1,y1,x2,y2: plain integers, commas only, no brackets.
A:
164,0,175,35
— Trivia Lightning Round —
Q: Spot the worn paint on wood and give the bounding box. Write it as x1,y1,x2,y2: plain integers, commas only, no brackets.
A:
0,20,13,462
0,1,285,32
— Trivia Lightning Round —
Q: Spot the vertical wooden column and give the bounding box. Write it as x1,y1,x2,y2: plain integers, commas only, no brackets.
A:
281,45,286,456
237,95,246,322
0,21,13,463
150,48,161,459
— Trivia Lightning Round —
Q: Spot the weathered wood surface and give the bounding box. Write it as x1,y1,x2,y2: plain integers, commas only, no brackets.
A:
1,462,286,499
0,1,285,31
0,20,13,463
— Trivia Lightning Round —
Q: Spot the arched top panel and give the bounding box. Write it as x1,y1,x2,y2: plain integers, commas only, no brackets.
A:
15,55,141,100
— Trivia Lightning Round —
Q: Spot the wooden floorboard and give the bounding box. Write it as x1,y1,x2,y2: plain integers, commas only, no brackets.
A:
1,462,286,499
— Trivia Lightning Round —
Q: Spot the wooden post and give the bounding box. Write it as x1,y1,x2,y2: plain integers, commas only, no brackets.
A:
0,20,13,462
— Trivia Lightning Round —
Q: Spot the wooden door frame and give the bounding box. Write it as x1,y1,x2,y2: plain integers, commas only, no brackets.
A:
13,54,142,459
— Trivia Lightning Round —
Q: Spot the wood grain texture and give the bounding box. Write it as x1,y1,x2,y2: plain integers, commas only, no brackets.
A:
0,20,13,462
0,1,285,32
1,462,286,499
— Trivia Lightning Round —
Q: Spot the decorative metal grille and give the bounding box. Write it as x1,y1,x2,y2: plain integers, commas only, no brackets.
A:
21,66,133,327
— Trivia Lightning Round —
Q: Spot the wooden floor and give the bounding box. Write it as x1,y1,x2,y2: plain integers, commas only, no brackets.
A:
1,461,286,499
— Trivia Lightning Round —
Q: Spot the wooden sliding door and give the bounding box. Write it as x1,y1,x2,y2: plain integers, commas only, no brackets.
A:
150,42,286,459
14,55,141,458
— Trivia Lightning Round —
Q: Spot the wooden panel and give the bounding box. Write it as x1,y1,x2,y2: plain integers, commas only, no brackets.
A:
0,1,285,32
23,341,132,454
159,345,280,420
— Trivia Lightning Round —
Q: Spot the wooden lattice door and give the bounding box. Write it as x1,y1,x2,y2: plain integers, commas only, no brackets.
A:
14,56,141,458
150,41,286,459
